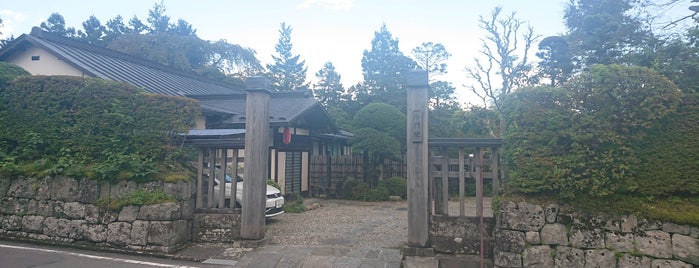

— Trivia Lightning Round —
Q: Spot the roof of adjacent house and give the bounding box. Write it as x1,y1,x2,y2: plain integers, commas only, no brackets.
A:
0,27,243,96
193,90,338,133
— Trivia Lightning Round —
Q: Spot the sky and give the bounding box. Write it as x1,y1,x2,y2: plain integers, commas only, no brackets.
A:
1,0,685,106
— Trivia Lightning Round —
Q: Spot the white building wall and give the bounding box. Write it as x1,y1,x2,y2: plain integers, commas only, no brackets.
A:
8,47,85,77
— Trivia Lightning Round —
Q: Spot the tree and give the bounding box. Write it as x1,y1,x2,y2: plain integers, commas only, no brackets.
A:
350,102,406,181
40,13,76,37
536,36,573,87
170,19,196,36
267,22,308,91
147,1,171,33
128,16,148,34
313,62,345,107
428,80,456,108
563,0,654,70
465,7,538,136
78,15,105,45
359,23,416,111
411,42,450,79
104,15,128,43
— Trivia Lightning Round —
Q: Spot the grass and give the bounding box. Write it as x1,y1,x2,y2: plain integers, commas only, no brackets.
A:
95,189,175,211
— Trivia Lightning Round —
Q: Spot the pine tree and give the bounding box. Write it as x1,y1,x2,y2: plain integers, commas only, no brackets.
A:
313,62,345,107
267,22,308,91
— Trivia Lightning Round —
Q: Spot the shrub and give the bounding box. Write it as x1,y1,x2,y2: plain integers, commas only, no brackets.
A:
379,176,407,199
283,192,305,213
503,65,685,199
0,76,200,181
340,180,389,202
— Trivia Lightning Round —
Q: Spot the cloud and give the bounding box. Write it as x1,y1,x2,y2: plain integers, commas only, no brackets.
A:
296,0,354,11
0,9,27,38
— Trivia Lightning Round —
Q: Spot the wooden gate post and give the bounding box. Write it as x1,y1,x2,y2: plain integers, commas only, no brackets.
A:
405,70,433,256
241,77,271,240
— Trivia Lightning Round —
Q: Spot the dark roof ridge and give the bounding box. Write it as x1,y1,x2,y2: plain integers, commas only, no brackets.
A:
28,27,243,91
188,89,313,100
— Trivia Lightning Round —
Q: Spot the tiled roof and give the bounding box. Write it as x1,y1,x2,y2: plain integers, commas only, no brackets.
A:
0,27,243,96
195,90,338,132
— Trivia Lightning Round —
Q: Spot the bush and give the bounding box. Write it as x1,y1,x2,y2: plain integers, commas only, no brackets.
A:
283,192,305,213
0,76,200,181
379,176,407,199
503,65,685,199
341,180,389,202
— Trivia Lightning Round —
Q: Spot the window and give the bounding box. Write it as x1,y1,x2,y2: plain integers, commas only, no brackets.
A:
31,56,40,61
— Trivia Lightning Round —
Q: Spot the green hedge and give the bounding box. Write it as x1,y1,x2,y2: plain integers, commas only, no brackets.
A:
0,75,200,181
504,65,690,199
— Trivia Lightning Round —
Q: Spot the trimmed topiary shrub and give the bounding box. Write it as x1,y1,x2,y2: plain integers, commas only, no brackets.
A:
0,76,200,181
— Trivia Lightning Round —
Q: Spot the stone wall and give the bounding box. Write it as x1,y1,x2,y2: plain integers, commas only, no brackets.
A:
0,176,197,253
494,200,699,268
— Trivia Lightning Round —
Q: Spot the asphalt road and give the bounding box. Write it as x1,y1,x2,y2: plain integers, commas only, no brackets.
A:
0,241,222,268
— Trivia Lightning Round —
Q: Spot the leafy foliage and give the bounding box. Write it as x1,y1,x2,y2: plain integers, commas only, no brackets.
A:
379,176,407,199
313,61,345,107
504,65,686,199
0,76,199,181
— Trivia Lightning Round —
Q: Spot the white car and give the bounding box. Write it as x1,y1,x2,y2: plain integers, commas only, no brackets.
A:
213,174,285,217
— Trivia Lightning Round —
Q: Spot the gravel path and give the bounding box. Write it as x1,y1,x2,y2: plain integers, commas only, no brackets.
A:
263,197,492,249
264,199,408,249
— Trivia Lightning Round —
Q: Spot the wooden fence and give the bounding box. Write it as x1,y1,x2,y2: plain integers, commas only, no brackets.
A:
309,155,407,197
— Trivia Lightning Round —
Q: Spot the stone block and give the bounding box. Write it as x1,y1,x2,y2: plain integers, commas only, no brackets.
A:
180,199,194,220
0,197,29,215
540,223,568,245
497,201,545,232
50,176,79,202
63,202,86,219
636,230,672,259
554,246,584,268
83,204,100,224
522,245,553,268
109,180,137,200
584,249,615,268
82,224,107,242
1,215,23,230
617,253,651,268
494,250,522,268
429,215,494,256
107,222,132,246
68,219,85,239
163,181,193,201
77,178,100,203
42,217,71,238
638,218,662,231
620,214,637,233
147,220,190,246
495,229,525,253
650,259,693,268
569,226,605,249
131,220,149,246
7,178,36,198
21,215,45,232
27,200,55,217
118,206,140,222
672,234,699,265
138,202,181,221
606,232,635,253
663,222,691,235
544,204,559,223
97,207,118,225
525,231,541,245
34,177,51,201
690,226,699,239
